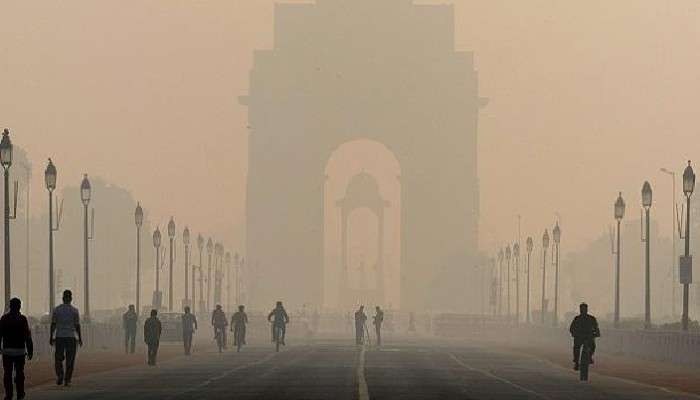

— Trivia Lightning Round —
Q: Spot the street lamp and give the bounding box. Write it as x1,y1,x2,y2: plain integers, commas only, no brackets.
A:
152,227,162,310
613,192,625,328
681,161,695,331
197,234,204,313
45,159,60,314
513,242,520,324
505,245,512,322
80,174,94,320
234,252,241,306
134,203,143,315
206,238,213,311
497,248,504,317
167,217,175,311
526,237,533,324
225,252,231,310
660,167,677,318
541,229,550,324
0,129,18,310
183,226,190,309
552,222,561,327
640,181,653,329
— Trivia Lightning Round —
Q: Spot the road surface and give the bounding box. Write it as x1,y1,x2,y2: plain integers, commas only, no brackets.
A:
26,339,699,400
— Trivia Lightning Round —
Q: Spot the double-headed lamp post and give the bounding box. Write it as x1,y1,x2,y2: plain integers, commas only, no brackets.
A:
153,228,162,309
80,174,93,321
45,159,58,313
134,203,143,315
613,192,626,328
0,129,17,310
513,243,520,324
183,226,190,308
167,217,175,311
552,222,561,327
526,237,533,324
681,162,695,331
505,245,512,321
541,229,550,324
641,182,652,329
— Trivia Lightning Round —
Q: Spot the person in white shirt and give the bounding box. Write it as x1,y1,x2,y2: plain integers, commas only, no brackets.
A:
50,290,82,387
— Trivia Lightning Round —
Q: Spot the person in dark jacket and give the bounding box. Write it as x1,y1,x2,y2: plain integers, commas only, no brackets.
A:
354,306,367,345
144,310,162,366
569,303,600,370
0,298,33,400
123,305,138,354
373,306,384,346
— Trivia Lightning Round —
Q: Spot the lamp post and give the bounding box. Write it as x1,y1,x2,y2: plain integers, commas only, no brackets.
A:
513,243,520,324
640,181,653,329
613,192,626,328
183,226,190,308
214,243,223,305
152,228,162,310
497,249,504,317
661,167,677,318
552,222,561,327
197,234,204,313
45,159,59,313
541,229,550,324
225,252,231,310
234,252,241,306
134,203,143,315
0,129,17,310
80,174,93,320
206,238,213,311
167,217,175,311
681,161,695,331
505,245,511,322
526,237,533,324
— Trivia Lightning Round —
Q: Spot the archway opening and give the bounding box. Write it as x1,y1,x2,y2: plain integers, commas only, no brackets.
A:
324,139,401,311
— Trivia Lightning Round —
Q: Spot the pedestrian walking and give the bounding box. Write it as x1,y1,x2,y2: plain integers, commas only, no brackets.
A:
373,306,384,346
182,306,197,355
144,310,162,366
50,290,82,387
123,305,138,354
0,298,33,400
231,305,248,349
354,306,367,345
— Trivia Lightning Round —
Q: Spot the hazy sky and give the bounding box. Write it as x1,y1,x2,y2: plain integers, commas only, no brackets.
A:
2,0,699,253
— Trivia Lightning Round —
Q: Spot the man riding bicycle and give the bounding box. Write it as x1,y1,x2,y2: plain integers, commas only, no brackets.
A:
211,305,228,349
267,301,290,345
231,305,248,347
569,302,600,371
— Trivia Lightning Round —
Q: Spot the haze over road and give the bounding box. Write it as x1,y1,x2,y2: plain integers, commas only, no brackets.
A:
25,339,699,400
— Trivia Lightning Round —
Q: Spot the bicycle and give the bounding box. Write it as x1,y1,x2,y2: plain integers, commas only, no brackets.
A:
214,327,225,353
579,338,594,381
272,324,284,352
234,326,245,353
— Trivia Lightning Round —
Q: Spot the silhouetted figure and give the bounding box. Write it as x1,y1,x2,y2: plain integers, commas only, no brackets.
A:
182,306,197,355
355,306,367,345
50,290,82,387
122,305,138,354
144,310,162,366
0,298,33,400
267,301,289,345
569,303,600,371
231,305,248,347
211,305,228,349
408,312,416,333
373,306,384,346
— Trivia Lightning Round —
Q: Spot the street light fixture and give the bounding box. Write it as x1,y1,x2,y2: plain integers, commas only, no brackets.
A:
183,226,190,308
640,182,653,329
552,222,561,326
680,161,695,330
167,217,175,311
505,245,512,322
513,242,520,324
541,229,550,324
525,237,533,324
0,129,18,310
152,227,162,310
613,192,625,328
206,238,213,311
197,234,204,313
80,174,94,320
497,248,504,317
234,252,241,306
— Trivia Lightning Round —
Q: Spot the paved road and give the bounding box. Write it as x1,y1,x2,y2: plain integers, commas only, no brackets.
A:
27,339,700,400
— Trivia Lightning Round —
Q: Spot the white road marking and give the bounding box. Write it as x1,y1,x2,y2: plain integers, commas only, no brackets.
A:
357,345,370,400
448,352,551,400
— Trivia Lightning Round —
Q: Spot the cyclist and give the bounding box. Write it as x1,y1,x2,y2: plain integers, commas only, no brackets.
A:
231,305,248,347
267,301,290,345
211,305,228,349
569,302,600,371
